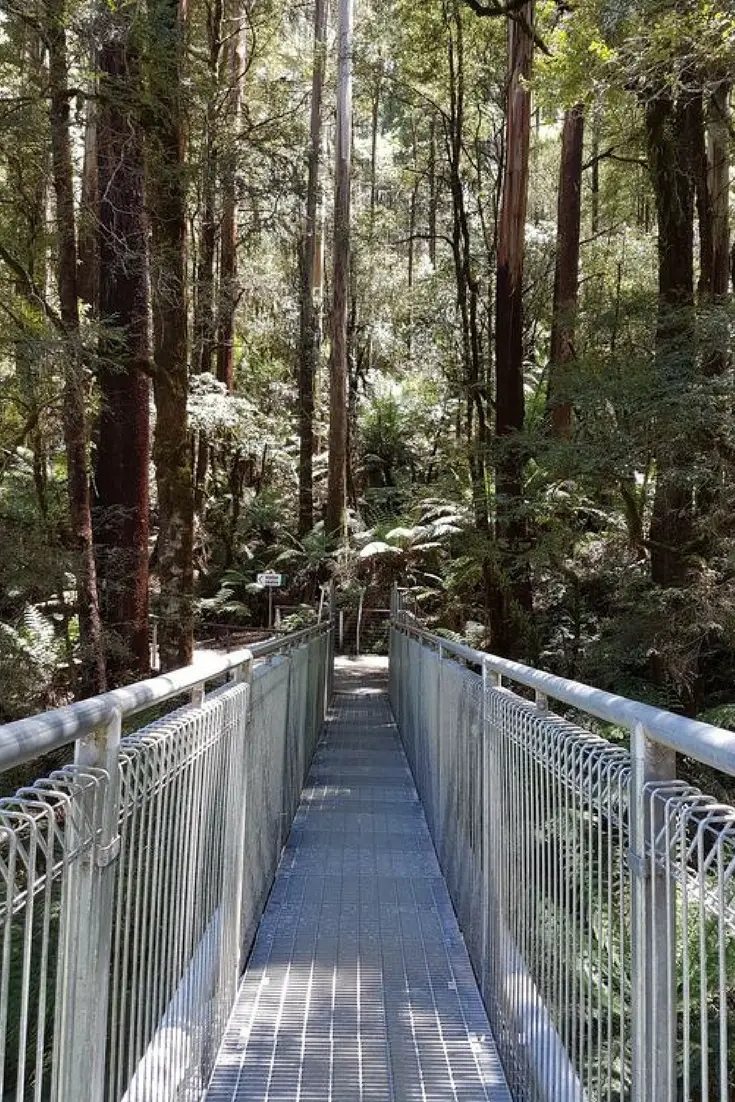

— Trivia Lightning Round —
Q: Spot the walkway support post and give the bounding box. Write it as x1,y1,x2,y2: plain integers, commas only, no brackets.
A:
630,722,677,1102
55,708,122,1101
229,652,253,973
481,657,502,1000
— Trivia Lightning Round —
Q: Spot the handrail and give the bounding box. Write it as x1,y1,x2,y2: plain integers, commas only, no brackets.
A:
0,620,331,773
394,611,735,777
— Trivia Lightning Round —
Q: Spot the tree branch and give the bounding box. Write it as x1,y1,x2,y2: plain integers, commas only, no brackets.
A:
0,242,65,332
583,145,647,170
462,0,529,16
461,0,552,55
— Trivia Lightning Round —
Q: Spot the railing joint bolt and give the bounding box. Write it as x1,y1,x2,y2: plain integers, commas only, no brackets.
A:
96,834,121,868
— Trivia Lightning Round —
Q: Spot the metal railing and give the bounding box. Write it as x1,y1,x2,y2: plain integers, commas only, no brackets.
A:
0,620,334,1102
390,605,735,1102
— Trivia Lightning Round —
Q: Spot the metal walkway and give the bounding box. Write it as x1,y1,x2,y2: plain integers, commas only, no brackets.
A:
205,658,512,1102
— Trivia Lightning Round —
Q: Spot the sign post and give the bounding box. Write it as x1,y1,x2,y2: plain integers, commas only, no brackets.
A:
257,572,285,628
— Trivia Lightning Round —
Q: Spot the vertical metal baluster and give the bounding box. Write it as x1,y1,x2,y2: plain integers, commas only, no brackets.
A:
629,722,676,1102
225,655,253,980
55,708,121,1102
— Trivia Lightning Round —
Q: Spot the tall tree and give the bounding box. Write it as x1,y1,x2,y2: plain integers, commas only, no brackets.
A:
547,103,584,439
493,1,534,653
298,0,329,536
78,103,99,311
326,0,353,539
192,0,224,378
148,0,195,670
94,0,151,680
706,81,731,375
644,90,697,588
446,2,489,531
216,0,246,390
46,0,107,693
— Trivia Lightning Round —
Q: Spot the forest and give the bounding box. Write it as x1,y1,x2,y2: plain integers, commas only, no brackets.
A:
0,0,733,727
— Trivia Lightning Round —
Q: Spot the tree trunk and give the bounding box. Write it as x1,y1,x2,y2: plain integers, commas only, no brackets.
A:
693,93,713,303
407,177,418,359
47,0,107,694
590,105,600,236
326,0,353,540
193,0,223,376
493,2,534,654
446,6,487,531
148,0,194,671
645,91,697,588
78,101,99,311
547,103,584,439
706,82,731,374
94,5,151,681
298,0,328,535
428,116,438,267
369,62,381,233
216,0,245,390
709,86,731,297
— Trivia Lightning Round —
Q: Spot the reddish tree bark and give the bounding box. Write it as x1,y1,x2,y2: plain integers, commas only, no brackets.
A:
93,5,151,681
705,82,731,378
493,2,534,654
709,85,731,305
547,103,584,438
645,91,697,588
46,0,107,694
148,0,194,670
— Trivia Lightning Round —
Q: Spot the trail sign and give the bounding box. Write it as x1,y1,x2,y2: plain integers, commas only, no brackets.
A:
257,572,285,587
257,572,285,627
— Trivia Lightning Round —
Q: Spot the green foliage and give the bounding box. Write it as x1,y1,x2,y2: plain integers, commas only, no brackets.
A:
0,607,68,722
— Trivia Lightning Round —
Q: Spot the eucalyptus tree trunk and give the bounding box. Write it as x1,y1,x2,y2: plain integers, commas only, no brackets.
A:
706,82,731,375
148,0,194,670
78,102,98,311
428,117,438,267
547,103,584,439
298,0,328,535
94,1,151,681
193,0,223,377
216,0,246,390
645,92,697,588
326,0,353,540
693,92,713,303
590,105,600,236
446,3,487,531
493,2,534,654
10,30,49,524
47,0,107,694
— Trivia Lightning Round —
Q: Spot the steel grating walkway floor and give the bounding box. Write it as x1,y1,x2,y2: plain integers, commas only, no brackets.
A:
205,657,512,1102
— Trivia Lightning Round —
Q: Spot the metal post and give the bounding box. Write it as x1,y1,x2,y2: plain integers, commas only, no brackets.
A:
356,588,364,657
55,709,122,1102
338,609,344,653
434,642,443,847
268,586,273,629
481,659,503,1000
227,654,253,973
150,617,158,671
326,622,334,712
191,681,205,707
630,722,677,1102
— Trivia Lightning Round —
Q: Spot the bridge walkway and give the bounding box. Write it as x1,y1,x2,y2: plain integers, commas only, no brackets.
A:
205,658,512,1102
